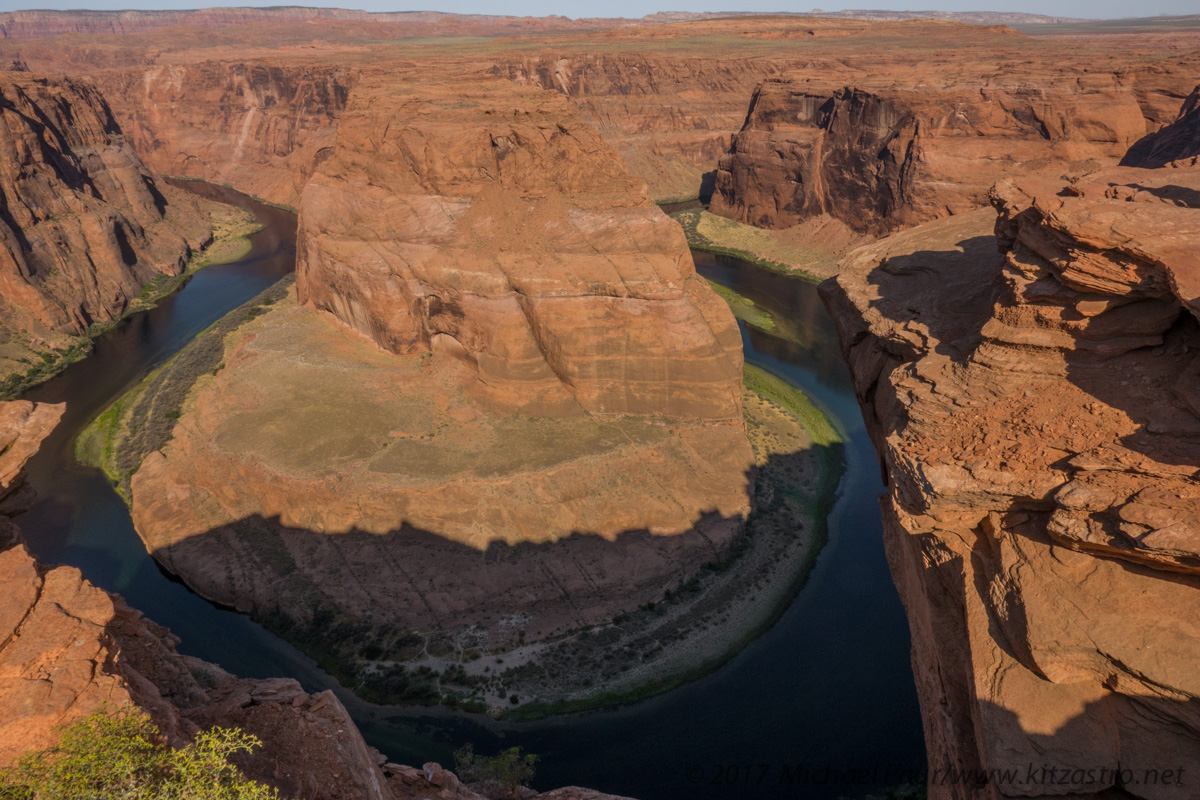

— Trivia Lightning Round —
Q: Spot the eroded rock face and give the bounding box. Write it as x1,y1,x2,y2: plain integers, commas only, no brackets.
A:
1122,85,1200,168
91,62,352,208
0,74,210,356
297,77,744,420
821,159,1200,798
712,75,1149,235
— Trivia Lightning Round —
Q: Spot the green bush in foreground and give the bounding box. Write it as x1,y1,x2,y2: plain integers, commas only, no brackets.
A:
453,744,538,800
0,710,277,800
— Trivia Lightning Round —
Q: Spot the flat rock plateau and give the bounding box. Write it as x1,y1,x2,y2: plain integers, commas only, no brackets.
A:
0,7,1199,800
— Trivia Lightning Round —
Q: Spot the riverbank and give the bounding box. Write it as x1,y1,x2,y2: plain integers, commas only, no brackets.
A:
75,277,293,498
497,365,844,719
75,286,845,721
672,209,865,281
0,199,260,401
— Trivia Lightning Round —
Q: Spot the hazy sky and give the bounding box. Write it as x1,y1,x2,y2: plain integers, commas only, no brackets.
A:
2,0,1197,21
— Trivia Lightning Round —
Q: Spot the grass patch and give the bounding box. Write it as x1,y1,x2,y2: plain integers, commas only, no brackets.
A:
75,277,294,500
743,364,843,448
673,209,839,281
706,280,776,333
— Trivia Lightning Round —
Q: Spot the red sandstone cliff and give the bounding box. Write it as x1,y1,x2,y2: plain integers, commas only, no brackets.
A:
1122,85,1200,168
711,73,1152,235
0,74,211,370
821,151,1200,798
297,76,744,420
90,62,353,208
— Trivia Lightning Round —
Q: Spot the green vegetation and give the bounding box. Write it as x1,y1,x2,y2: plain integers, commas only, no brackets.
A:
0,710,277,800
75,277,294,499
1,202,262,402
453,745,538,800
706,280,776,332
672,209,838,281
743,364,843,448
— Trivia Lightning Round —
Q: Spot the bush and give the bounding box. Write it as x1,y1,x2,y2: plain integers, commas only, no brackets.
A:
0,709,277,800
453,744,538,800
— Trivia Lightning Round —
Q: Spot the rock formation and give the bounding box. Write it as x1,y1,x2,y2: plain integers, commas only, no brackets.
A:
296,77,743,419
0,398,634,799
821,155,1200,798
91,62,352,208
711,74,1151,235
0,74,212,377
1122,85,1200,168
120,77,752,691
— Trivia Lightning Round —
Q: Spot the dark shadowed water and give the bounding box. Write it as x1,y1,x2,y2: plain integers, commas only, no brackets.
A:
15,187,925,799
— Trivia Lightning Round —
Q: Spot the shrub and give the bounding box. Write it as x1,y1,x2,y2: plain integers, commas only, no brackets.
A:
453,744,538,800
0,709,277,800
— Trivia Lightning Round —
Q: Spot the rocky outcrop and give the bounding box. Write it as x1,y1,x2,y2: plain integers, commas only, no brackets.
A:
713,74,1149,235
0,74,211,370
1122,85,1200,168
821,159,1200,798
297,76,744,420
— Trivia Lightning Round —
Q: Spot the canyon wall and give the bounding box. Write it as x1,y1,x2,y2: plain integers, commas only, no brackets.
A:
0,74,211,368
91,62,353,208
296,75,744,419
821,154,1200,798
1122,85,1200,168
499,53,788,201
711,74,1151,235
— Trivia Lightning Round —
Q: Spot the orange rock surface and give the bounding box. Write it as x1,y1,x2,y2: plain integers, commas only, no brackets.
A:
821,144,1200,797
297,76,744,419
0,74,211,358
711,70,1158,234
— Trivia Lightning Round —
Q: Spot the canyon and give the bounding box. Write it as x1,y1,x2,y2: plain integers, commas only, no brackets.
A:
0,398,631,800
1,8,1200,800
820,98,1200,797
110,73,769,708
0,73,223,392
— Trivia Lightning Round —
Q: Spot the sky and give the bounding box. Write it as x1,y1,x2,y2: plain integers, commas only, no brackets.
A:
1,0,1197,22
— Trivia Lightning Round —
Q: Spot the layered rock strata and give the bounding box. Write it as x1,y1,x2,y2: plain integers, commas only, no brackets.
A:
712,75,1151,235
125,79,753,674
91,63,353,208
821,160,1200,799
0,74,211,374
1122,85,1200,168
296,77,744,419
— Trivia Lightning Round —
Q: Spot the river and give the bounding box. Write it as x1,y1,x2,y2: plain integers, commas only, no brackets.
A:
15,184,925,799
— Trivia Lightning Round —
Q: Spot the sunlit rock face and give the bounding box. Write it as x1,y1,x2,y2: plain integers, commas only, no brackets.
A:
821,148,1200,799
711,73,1152,235
0,74,210,356
296,76,745,420
127,75,754,663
